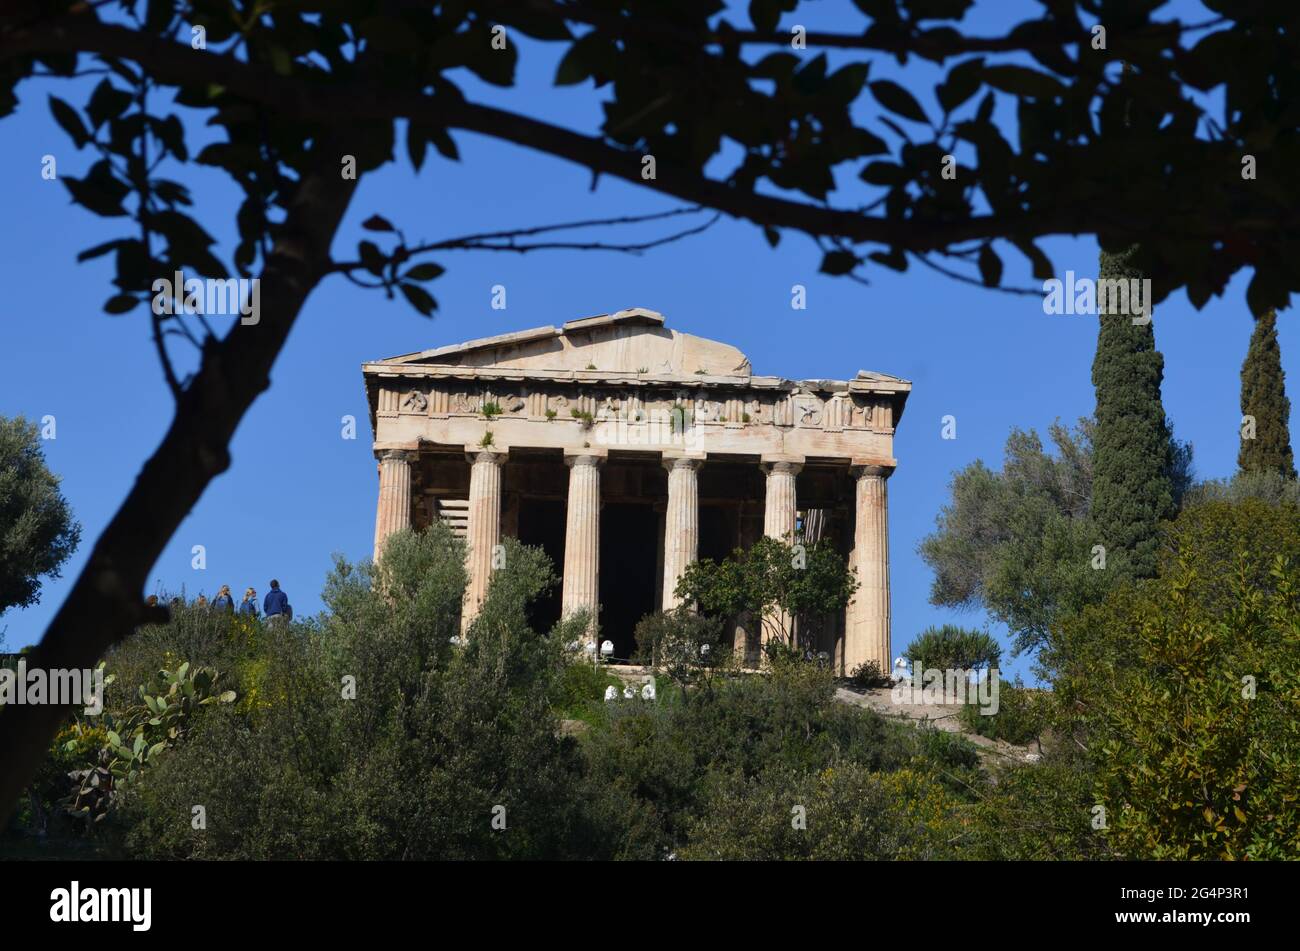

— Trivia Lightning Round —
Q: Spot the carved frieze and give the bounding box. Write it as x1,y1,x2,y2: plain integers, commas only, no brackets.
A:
449,390,477,415
380,378,893,447
401,389,428,414
792,393,824,428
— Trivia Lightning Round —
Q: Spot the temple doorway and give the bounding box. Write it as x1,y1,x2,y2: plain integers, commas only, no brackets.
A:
516,498,565,635
598,502,658,660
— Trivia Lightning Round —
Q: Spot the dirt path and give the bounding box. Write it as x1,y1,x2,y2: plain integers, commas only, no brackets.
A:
833,686,1041,766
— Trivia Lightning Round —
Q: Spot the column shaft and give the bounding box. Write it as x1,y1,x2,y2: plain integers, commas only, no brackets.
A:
463,450,505,628
562,454,603,630
661,456,702,610
845,466,892,674
762,460,802,648
373,450,414,561
762,461,801,542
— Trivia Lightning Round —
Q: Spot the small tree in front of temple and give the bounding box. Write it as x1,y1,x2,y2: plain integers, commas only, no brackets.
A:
675,536,857,659
633,608,728,705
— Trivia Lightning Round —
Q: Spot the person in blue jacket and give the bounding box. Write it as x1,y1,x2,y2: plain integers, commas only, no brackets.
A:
238,587,259,617
264,579,290,623
212,585,235,613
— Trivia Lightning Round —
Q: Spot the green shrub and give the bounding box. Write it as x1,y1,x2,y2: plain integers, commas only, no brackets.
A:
904,624,1001,672
121,525,601,860
633,608,728,700
958,679,1045,746
549,657,624,726
675,535,857,650
1048,499,1300,859
848,659,891,688
679,765,966,860
966,759,1113,860
578,657,983,857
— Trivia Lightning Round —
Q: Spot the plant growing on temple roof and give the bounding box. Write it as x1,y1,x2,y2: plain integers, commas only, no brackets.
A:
481,401,502,419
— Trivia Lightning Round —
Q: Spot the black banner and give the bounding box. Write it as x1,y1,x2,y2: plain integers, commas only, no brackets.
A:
2,859,1287,938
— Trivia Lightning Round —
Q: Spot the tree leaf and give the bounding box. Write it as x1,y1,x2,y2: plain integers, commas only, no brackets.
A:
749,0,780,33
869,80,929,124
977,243,1002,286
981,65,1062,99
359,240,386,276
403,262,445,282
429,127,459,161
936,57,984,113
362,215,395,232
555,41,592,86
399,282,437,316
103,294,139,315
77,239,125,262
406,122,429,172
868,247,908,271
86,78,133,129
1013,239,1054,281
819,250,858,275
48,96,89,148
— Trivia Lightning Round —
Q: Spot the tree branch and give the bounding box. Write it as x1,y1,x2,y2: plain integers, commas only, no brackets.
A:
0,130,361,824
327,207,720,274
0,13,1097,251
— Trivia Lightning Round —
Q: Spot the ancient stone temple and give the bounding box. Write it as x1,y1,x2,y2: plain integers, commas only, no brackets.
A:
363,308,910,674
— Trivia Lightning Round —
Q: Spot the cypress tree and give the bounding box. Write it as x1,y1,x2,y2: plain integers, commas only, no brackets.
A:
1089,245,1176,577
1238,309,1296,479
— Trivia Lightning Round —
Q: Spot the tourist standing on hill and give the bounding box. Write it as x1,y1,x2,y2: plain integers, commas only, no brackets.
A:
264,580,290,624
212,585,234,613
238,587,259,617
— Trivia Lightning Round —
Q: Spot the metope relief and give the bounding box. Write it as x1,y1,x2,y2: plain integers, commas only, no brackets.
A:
401,389,428,414
792,393,824,428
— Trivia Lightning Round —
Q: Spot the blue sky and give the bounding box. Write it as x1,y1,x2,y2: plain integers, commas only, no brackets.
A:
1,1,1293,683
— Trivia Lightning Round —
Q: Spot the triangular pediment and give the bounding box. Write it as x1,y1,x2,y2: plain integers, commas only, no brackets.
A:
374,307,753,377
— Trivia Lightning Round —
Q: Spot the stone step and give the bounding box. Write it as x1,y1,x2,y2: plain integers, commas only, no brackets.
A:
434,498,469,538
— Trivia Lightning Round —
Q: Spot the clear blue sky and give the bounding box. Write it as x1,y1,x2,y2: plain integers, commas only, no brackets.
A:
2,2,1292,683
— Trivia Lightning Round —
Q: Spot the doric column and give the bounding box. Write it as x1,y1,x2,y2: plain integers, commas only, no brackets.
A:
762,459,802,542
561,451,604,630
845,464,893,674
762,458,802,649
373,449,415,561
463,448,506,628
661,454,703,610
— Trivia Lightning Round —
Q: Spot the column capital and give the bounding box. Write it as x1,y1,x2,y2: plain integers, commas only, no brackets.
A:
464,447,508,467
564,448,608,468
377,448,417,464
760,455,804,476
851,460,896,479
661,451,705,472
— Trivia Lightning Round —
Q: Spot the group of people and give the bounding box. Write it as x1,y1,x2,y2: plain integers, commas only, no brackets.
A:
159,579,293,622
